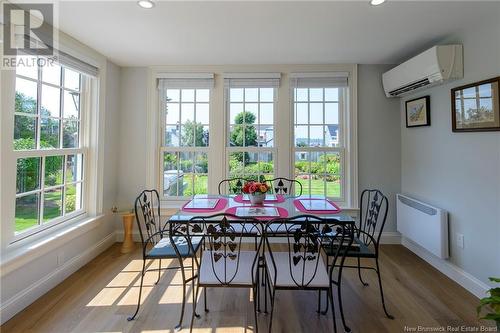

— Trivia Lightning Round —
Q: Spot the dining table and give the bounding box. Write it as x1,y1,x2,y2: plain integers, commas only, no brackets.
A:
166,194,356,227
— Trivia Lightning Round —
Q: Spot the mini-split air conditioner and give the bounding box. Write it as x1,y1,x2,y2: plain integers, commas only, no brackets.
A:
382,45,463,98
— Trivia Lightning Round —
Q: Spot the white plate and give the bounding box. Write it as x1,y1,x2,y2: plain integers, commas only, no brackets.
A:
184,198,219,209
299,199,338,211
235,207,279,217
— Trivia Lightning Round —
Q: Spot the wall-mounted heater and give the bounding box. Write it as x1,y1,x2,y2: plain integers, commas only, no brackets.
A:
396,194,449,259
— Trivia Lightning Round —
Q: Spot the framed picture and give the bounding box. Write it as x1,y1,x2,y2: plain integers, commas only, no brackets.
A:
451,77,500,132
406,96,431,128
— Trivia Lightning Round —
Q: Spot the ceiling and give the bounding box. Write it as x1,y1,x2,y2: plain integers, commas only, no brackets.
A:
56,1,500,67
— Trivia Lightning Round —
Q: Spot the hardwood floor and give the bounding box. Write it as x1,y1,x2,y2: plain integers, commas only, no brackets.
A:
2,243,492,333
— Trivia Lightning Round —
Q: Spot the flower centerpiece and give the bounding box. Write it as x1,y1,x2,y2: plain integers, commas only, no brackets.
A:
242,181,269,205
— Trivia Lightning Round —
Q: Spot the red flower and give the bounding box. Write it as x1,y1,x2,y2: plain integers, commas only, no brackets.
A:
249,183,258,193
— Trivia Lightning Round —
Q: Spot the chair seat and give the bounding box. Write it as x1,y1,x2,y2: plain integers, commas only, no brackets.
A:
146,236,202,258
199,250,258,286
266,223,296,235
323,237,374,258
230,223,260,235
264,252,330,288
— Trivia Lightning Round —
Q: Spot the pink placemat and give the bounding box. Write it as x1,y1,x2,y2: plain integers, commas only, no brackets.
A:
233,194,285,204
181,198,228,213
293,198,342,214
225,205,289,220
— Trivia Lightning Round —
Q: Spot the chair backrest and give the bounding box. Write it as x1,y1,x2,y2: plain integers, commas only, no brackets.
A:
218,177,255,195
134,189,162,246
358,189,389,247
266,177,302,196
265,215,353,288
173,213,262,285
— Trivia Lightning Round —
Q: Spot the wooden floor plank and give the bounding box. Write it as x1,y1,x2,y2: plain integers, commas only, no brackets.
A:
1,243,494,333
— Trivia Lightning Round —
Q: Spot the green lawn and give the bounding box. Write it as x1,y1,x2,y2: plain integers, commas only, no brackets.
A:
296,177,341,198
182,174,208,196
15,185,76,232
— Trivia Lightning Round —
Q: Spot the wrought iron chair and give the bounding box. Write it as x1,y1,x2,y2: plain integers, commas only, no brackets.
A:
218,177,254,195
171,213,263,332
263,215,354,333
323,189,394,321
127,189,203,331
266,177,303,196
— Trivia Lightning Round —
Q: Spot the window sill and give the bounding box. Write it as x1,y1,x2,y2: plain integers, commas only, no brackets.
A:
0,214,105,277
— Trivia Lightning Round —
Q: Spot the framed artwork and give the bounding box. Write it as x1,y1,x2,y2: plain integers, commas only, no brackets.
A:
406,96,431,128
451,77,500,132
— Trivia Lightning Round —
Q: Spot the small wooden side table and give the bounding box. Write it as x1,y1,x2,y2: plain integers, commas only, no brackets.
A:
121,212,136,254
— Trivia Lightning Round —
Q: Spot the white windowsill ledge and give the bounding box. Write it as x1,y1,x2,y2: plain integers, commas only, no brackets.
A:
0,214,106,277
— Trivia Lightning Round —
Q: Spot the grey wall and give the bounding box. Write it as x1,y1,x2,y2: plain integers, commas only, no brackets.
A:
358,65,401,232
400,18,500,286
103,60,121,214
116,67,149,211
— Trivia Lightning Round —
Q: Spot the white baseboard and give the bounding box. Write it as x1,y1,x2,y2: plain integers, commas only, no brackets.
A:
401,237,489,299
379,231,401,244
0,232,116,325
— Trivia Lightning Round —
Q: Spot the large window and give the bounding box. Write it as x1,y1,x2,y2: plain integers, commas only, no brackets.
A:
225,77,278,187
293,85,345,199
160,82,211,197
154,70,356,205
14,56,86,234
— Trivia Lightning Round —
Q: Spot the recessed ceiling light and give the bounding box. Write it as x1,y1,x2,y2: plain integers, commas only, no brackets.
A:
370,0,386,5
137,0,154,9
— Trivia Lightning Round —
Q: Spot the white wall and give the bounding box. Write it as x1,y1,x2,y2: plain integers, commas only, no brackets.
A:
358,65,401,232
116,65,402,230
116,67,149,214
400,18,500,288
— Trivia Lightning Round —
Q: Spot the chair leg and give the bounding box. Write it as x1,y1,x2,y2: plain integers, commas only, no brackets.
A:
204,287,209,312
264,269,269,314
321,289,329,315
127,259,146,321
189,283,201,333
191,257,200,318
317,290,321,313
155,259,162,285
336,270,351,332
327,287,337,333
253,286,259,333
357,257,369,286
321,257,331,315
268,290,276,333
175,260,187,331
375,257,394,319
256,264,261,313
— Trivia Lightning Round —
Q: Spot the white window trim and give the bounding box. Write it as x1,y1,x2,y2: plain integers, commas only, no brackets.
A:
157,76,214,201
148,65,358,209
223,84,278,191
1,56,105,249
291,86,346,202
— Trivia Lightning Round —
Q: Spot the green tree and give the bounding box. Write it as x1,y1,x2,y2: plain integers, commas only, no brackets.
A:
231,112,257,146
230,111,258,163
182,120,208,146
14,92,66,193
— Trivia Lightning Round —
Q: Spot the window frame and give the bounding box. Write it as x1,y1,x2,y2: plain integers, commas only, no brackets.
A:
291,86,347,201
159,87,211,200
11,61,90,242
224,86,277,191
150,66,358,209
